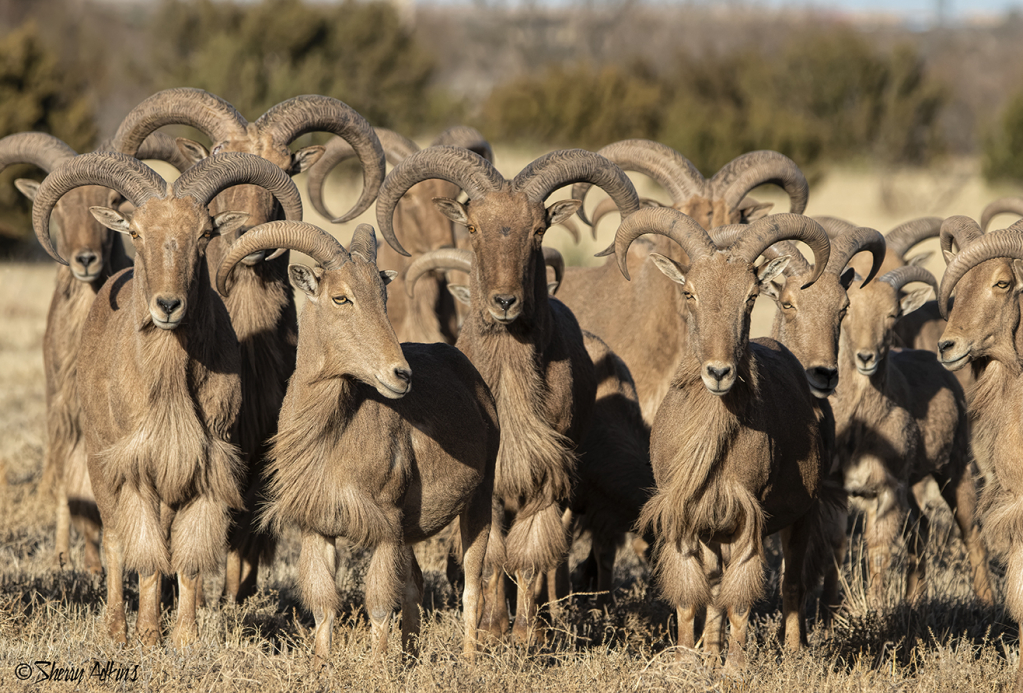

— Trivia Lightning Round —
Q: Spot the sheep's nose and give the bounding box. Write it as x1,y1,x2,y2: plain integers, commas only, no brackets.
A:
856,352,875,366
811,366,837,383
75,251,98,269
393,367,411,386
156,296,181,316
493,294,516,312
707,364,732,381
938,339,955,355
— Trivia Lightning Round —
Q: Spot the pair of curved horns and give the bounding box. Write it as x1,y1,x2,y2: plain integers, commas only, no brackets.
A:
612,208,830,289
33,151,301,265
376,146,639,258
110,88,385,224
218,221,381,297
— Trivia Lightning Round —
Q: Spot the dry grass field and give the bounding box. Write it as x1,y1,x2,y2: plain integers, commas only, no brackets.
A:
1,157,1021,691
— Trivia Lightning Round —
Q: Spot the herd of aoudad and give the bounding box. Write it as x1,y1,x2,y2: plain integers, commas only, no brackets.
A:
8,86,1023,688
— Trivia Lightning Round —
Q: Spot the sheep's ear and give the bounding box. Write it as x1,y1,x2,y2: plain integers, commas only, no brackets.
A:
761,279,782,301
213,211,249,236
547,280,560,295
545,199,582,228
176,137,209,165
839,266,856,290
14,178,39,201
907,252,932,267
899,287,933,316
757,255,790,288
89,206,132,235
742,201,774,222
433,197,469,226
289,264,319,302
380,269,398,285
649,252,686,285
447,284,471,306
292,145,325,174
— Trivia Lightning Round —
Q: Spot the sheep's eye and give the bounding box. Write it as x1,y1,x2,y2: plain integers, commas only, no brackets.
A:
782,302,794,310
467,225,476,234
202,230,213,240
535,226,546,236
332,296,350,306
683,292,695,301
996,280,1011,289
129,230,139,239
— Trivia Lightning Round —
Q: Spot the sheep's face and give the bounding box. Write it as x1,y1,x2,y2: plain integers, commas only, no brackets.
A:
651,251,789,395
90,199,247,330
940,258,1023,370
18,181,120,282
846,279,933,376
289,256,410,398
767,271,853,397
433,192,579,325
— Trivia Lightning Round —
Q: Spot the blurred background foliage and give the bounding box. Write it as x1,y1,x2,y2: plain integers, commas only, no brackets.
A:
1,0,1023,251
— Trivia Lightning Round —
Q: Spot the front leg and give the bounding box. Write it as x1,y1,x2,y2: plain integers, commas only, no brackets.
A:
299,530,339,664
400,547,424,660
366,540,407,660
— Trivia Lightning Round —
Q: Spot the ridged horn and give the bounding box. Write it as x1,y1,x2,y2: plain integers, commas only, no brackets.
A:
827,227,886,287
32,152,168,264
543,246,564,290
307,128,418,221
814,216,858,239
218,220,350,297
172,152,302,221
729,214,830,289
515,150,640,226
254,95,385,224
430,126,494,164
760,240,812,278
0,132,76,174
130,132,196,173
940,216,983,262
376,146,505,257
878,265,938,296
938,229,1023,319
612,207,716,281
348,223,378,263
404,247,474,297
713,151,809,215
571,139,707,226
980,197,1023,232
884,217,942,259
109,87,248,157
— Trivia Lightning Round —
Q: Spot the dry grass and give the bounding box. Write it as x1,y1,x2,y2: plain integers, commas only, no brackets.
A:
2,160,1021,691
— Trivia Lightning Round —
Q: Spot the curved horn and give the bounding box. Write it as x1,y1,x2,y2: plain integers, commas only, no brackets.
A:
32,152,168,264
940,216,983,262
404,247,474,297
348,223,378,263
827,226,886,287
938,229,1023,319
254,95,385,224
729,214,830,288
430,126,494,164
612,207,716,281
376,146,505,257
713,151,809,215
110,87,248,157
813,216,858,239
761,239,812,278
0,132,76,174
514,150,640,225
218,220,350,296
980,197,1023,232
307,128,419,221
878,265,938,296
130,131,196,173
543,246,564,290
884,217,942,259
571,139,707,226
173,152,302,221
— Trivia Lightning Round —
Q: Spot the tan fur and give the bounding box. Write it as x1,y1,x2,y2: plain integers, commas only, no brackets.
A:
834,277,991,606
260,248,498,661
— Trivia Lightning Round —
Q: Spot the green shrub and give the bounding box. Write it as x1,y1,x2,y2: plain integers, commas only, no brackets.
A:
982,89,1023,183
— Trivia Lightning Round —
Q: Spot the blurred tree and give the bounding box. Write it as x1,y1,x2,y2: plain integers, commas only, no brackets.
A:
0,21,96,255
149,0,441,134
982,89,1023,183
